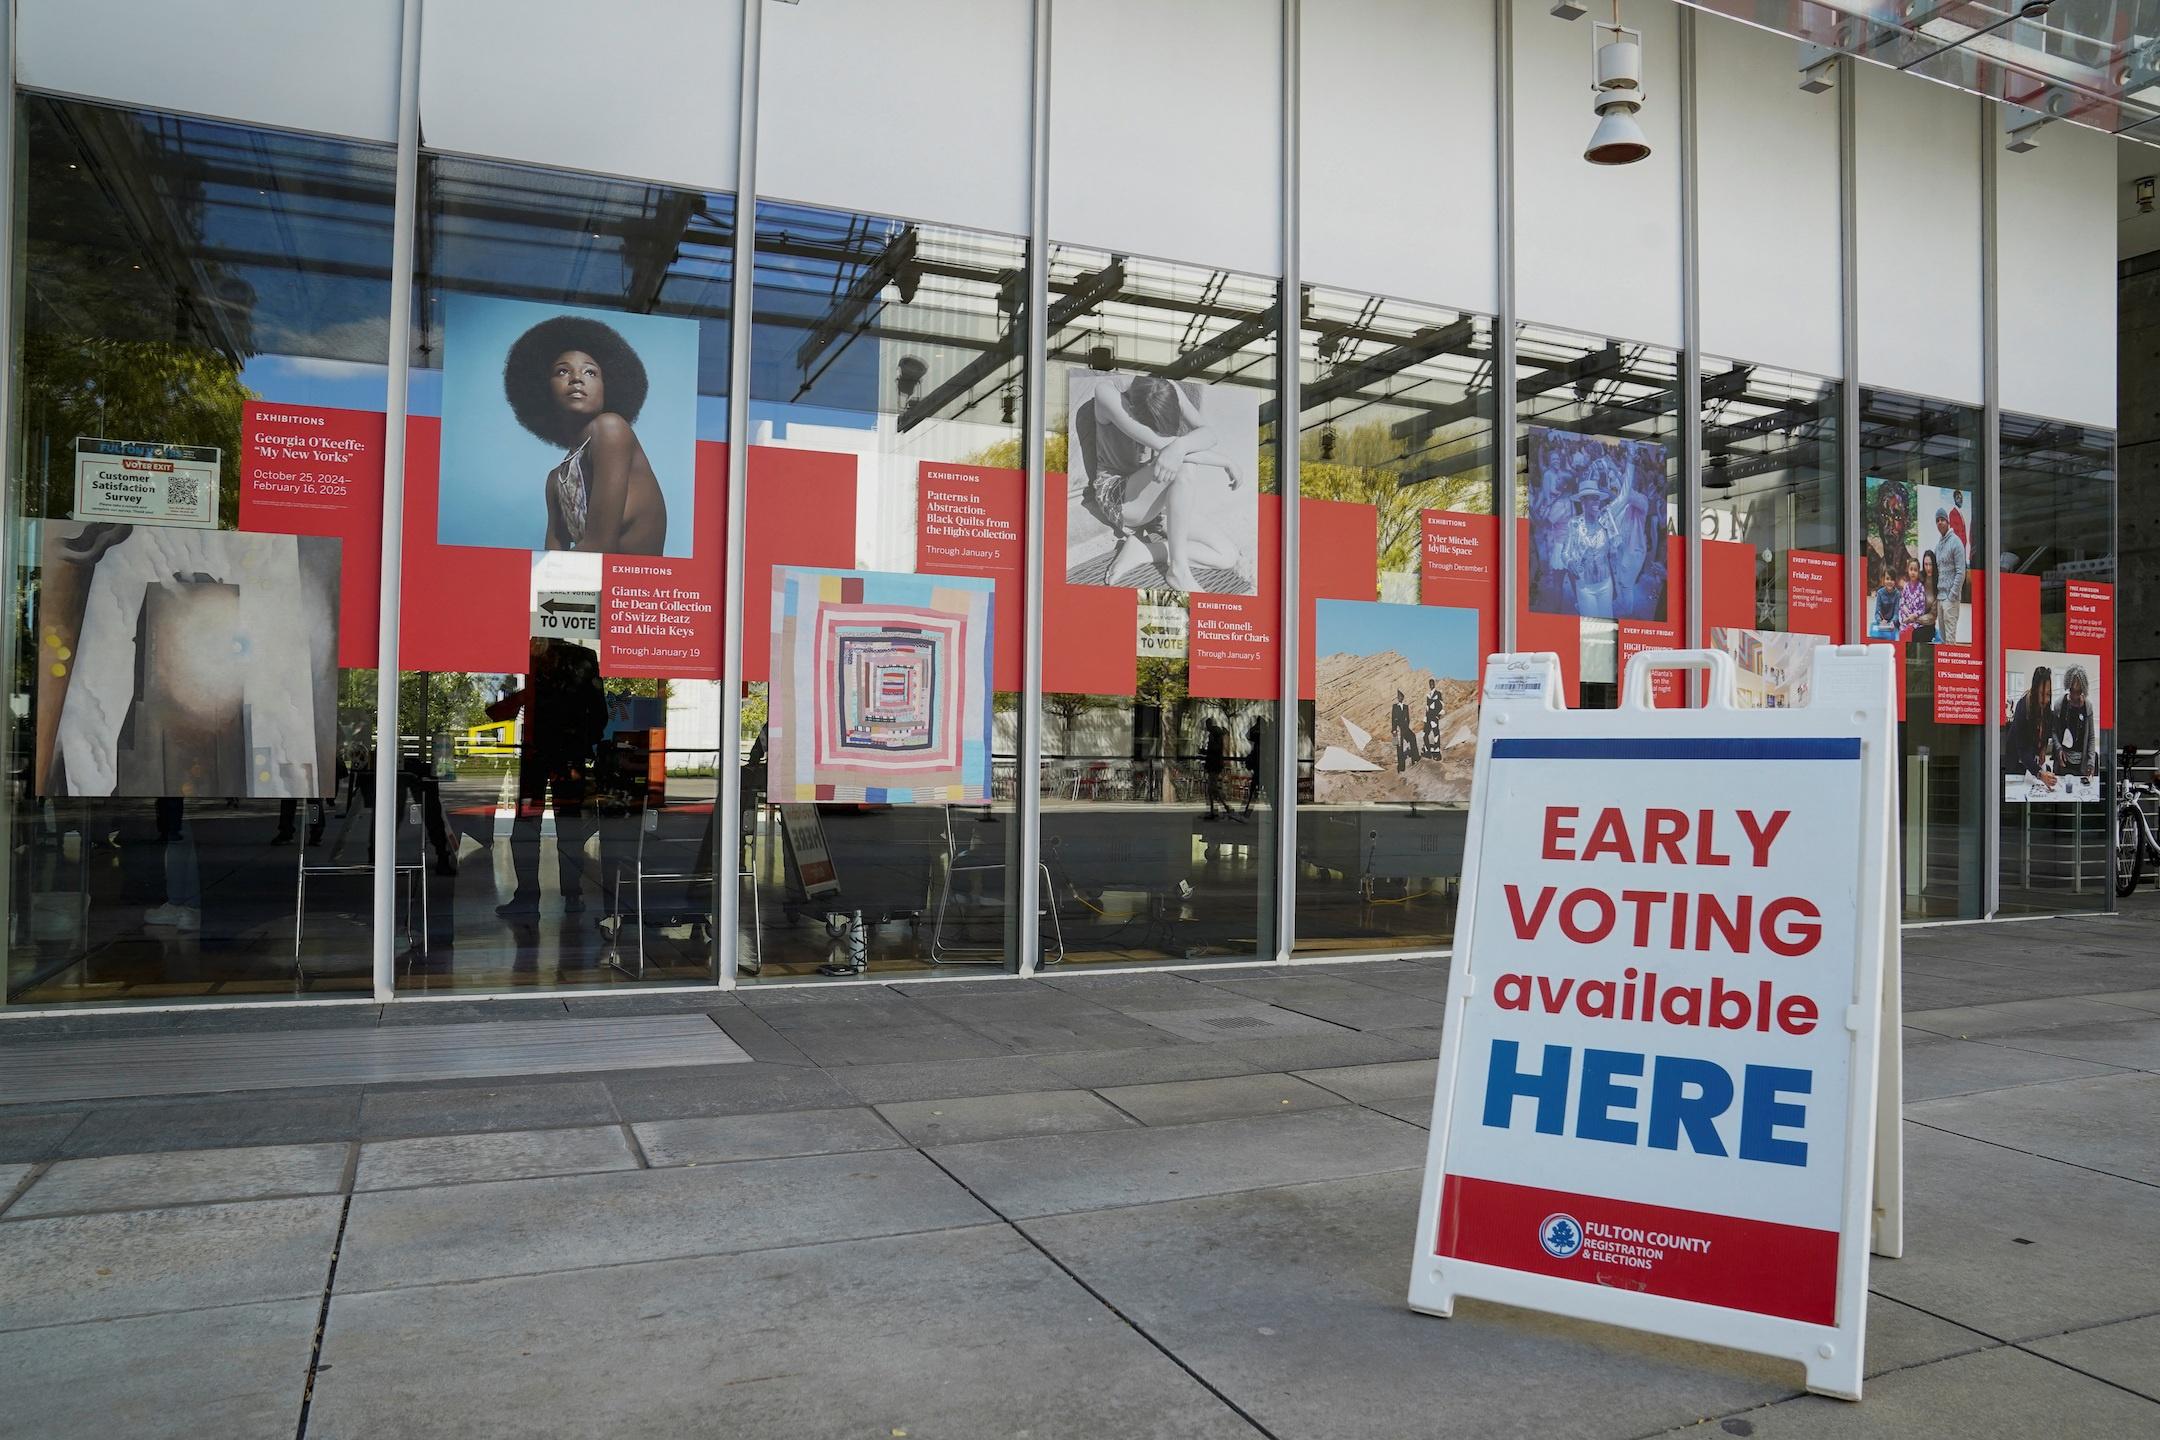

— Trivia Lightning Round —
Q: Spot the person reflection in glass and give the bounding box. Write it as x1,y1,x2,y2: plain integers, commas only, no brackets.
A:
491,639,609,919
505,316,668,556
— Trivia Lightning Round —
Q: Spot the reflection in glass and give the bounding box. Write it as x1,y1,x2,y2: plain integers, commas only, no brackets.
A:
1040,246,1281,967
1858,389,1985,920
1514,324,1682,708
5,96,396,1005
1998,415,2115,914
1293,286,1495,956
1698,360,1842,704
740,203,1029,980
401,154,735,990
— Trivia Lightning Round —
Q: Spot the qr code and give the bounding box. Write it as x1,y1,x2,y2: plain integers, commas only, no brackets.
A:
167,476,202,512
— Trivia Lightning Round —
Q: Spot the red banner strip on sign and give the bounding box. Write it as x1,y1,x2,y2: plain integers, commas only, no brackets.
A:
1437,1173,1840,1325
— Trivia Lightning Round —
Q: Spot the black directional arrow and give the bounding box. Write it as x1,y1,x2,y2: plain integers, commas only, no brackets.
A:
540,597,597,616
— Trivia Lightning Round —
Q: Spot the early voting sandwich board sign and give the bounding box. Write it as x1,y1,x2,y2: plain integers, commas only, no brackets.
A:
1409,647,1903,1400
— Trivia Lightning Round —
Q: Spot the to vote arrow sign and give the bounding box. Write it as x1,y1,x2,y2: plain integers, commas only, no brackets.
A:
532,589,600,648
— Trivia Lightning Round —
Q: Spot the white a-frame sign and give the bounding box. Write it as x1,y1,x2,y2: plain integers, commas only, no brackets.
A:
1409,647,1903,1400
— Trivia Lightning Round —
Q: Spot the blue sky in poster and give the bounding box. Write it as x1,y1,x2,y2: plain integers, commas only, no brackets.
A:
1316,599,1479,680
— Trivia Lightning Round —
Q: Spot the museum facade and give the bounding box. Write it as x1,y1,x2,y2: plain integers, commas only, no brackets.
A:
0,0,2124,1009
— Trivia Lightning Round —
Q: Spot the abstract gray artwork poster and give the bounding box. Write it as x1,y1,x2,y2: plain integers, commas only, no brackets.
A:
36,522,342,799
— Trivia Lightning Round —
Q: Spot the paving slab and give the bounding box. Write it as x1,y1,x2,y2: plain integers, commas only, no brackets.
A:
0,1195,342,1329
1977,1015,2160,1070
751,1008,1016,1066
9,1142,348,1218
930,1105,1425,1219
1292,1059,1439,1105
1035,1043,1275,1089
2080,987,2160,1014
1903,995,2159,1039
1118,1002,1350,1043
1865,1124,2160,1342
1193,975,1452,1031
1663,1343,2160,1437
1214,1029,1439,1071
2024,1313,2160,1402
358,1079,617,1138
336,1149,990,1292
0,1111,85,1162
705,1005,814,1064
0,1162,32,1210
1308,963,1452,998
1909,1072,2160,1185
1099,1073,1348,1126
307,1226,1260,1440
355,1126,637,1190
1364,1096,1434,1126
57,1091,362,1158
1022,1170,1803,1440
1900,1031,2125,1101
821,1054,1071,1104
599,1062,856,1121
634,1107,901,1166
911,992,1186,1053
0,1296,318,1440
877,1088,1137,1145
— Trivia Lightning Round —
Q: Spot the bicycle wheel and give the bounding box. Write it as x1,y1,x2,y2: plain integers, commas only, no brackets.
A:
2116,806,2144,897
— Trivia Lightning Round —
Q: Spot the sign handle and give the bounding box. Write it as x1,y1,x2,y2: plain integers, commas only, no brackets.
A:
1620,647,1739,711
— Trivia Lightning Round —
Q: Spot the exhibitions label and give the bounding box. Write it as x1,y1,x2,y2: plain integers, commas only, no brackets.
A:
239,403,386,667
74,436,220,529
914,462,1023,691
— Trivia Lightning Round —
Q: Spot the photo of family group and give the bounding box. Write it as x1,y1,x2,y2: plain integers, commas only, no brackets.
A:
1524,427,1670,622
437,294,701,559
1709,626,1821,710
35,522,342,799
1311,600,1481,806
1064,368,1260,596
1864,476,1973,644
2002,649,2105,804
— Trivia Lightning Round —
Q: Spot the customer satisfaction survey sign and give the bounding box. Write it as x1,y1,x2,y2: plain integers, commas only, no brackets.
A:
1410,647,1901,1401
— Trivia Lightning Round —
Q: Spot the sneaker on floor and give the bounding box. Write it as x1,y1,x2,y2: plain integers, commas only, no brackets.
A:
144,903,200,932
495,895,540,917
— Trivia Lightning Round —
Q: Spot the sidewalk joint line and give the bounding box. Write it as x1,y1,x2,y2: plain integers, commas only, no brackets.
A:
291,1191,352,1440
914,1143,1285,1440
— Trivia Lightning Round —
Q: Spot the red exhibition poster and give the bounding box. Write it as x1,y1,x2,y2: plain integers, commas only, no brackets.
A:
1933,646,1984,725
1298,497,1378,700
1421,510,1498,662
2065,580,2115,726
1041,470,1136,696
600,440,728,680
916,461,1024,692
740,446,859,683
1187,494,1279,701
1787,551,1844,640
238,402,385,668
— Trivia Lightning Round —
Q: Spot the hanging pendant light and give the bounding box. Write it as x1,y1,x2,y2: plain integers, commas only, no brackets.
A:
1586,2,1650,166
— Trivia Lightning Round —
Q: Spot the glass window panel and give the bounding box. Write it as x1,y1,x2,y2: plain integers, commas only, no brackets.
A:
1040,246,1282,967
1858,388,1985,921
6,95,395,1005
400,153,735,990
1998,415,2115,914
1699,358,1842,708
740,202,1028,980
1514,324,1684,711
1293,285,1496,956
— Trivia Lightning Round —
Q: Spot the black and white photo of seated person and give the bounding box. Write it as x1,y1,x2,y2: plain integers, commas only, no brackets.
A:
1067,369,1261,596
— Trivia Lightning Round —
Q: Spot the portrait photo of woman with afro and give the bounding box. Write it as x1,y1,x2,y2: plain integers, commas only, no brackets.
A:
436,295,700,559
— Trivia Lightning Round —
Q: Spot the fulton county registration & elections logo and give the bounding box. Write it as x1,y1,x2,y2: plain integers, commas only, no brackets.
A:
1538,1213,1584,1259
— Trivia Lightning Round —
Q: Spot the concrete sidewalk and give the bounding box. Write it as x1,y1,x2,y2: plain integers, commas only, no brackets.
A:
1,911,2156,1439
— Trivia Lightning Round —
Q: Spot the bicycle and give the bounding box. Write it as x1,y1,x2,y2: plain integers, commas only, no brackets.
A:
2115,750,2159,897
